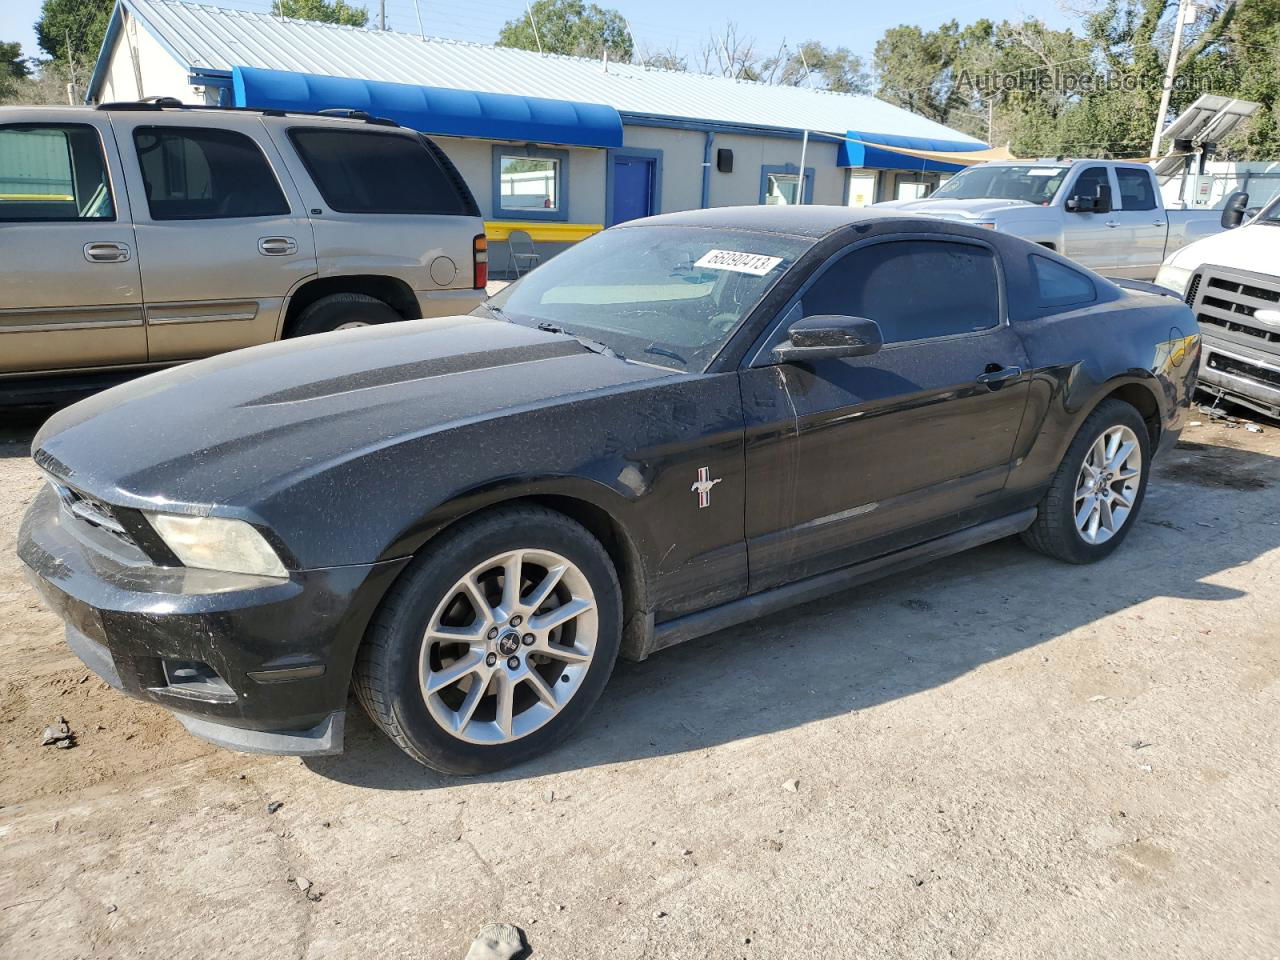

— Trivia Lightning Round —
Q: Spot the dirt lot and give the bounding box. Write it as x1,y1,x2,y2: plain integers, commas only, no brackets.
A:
1,408,1278,959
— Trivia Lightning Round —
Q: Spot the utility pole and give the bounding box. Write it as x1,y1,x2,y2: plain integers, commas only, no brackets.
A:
1150,0,1192,159
379,0,386,30
795,129,809,205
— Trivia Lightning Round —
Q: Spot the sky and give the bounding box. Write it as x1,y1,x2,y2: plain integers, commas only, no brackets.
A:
2,0,1074,67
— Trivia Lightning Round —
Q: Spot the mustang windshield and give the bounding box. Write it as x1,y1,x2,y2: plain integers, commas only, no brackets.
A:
479,226,811,370
931,164,1068,205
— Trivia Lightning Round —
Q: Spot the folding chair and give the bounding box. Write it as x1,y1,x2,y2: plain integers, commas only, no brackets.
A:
507,230,541,278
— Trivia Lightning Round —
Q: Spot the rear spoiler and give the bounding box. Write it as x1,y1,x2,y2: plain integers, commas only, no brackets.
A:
1107,277,1183,300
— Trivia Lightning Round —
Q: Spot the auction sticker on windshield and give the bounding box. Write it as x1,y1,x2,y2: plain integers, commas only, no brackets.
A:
694,249,784,276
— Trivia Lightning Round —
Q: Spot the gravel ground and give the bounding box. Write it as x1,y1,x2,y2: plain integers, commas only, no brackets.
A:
1,408,1278,960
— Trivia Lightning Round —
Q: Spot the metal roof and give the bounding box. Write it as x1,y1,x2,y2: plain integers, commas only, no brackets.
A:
107,0,983,144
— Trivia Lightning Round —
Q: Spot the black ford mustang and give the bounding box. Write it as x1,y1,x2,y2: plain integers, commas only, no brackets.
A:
19,207,1199,773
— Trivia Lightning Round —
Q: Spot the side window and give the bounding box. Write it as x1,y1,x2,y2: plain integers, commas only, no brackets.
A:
133,126,289,220
1115,168,1157,211
289,128,472,215
802,240,1000,344
0,124,115,222
1031,254,1097,308
1070,166,1110,202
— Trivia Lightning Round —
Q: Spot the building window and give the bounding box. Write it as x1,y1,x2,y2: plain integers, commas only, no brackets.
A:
492,145,569,221
759,164,813,206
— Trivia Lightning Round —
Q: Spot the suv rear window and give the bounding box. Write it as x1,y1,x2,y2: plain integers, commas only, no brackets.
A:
133,126,289,220
289,128,474,216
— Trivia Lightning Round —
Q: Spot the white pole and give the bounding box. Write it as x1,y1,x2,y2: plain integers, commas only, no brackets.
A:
795,129,809,204
525,1,544,55
1150,0,1190,159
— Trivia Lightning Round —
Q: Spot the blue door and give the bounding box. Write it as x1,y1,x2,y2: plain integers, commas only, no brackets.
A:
610,155,655,225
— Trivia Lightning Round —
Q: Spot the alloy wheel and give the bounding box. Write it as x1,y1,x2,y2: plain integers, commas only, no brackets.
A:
1073,424,1143,545
419,549,598,744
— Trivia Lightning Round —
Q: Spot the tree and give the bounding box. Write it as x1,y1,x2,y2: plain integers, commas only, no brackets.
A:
497,0,632,61
271,0,369,27
35,0,112,69
761,41,870,94
1,42,29,102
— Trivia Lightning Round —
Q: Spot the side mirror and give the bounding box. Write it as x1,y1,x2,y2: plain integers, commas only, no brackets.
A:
772,315,883,363
1094,183,1112,215
1065,195,1096,213
1221,190,1250,229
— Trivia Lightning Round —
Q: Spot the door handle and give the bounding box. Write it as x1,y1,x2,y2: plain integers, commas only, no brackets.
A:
1152,220,1166,227
1104,221,1120,228
258,236,298,256
976,365,1022,389
83,241,131,263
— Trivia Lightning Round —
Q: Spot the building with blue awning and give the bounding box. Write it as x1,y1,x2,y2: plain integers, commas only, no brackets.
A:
86,0,987,273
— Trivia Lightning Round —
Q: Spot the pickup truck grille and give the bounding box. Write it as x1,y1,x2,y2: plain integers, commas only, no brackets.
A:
1188,268,1280,348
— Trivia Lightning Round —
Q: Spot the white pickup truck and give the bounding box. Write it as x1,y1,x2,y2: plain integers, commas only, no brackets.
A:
876,159,1224,281
1156,191,1280,419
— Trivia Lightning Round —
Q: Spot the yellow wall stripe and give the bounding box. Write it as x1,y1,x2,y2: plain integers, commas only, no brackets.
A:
485,221,604,243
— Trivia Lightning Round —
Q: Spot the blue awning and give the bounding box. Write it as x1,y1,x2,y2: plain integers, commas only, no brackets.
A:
232,66,623,149
838,131,988,174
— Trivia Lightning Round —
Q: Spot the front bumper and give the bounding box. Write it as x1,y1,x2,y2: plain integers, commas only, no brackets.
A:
1198,337,1280,420
18,485,407,755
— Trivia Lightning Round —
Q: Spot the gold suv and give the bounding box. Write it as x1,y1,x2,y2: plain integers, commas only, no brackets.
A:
0,101,486,400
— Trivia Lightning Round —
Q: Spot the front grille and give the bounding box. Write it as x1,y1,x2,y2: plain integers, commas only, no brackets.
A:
1206,352,1280,390
51,481,140,550
1190,268,1280,349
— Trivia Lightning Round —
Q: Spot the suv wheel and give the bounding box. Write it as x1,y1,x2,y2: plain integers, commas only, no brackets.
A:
353,506,622,774
1022,398,1152,564
290,293,401,337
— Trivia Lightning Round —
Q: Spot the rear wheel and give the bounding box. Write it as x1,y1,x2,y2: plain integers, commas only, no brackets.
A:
289,293,401,337
1022,398,1151,563
353,506,622,774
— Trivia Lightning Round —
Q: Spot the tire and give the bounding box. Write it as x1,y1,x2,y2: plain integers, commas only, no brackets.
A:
353,505,623,774
1021,398,1152,564
289,293,401,337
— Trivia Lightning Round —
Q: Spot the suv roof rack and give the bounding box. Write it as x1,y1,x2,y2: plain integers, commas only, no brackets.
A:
95,99,400,127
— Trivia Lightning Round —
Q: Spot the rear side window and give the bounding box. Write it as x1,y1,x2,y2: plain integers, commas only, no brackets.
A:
1031,254,1097,308
1115,168,1157,211
289,128,472,215
0,123,115,221
133,126,289,220
802,240,1000,344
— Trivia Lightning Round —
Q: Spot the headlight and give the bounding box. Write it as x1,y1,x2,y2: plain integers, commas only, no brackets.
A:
1155,263,1192,296
145,512,289,578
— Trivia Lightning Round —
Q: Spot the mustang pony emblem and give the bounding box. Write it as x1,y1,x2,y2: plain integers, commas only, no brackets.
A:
691,467,722,508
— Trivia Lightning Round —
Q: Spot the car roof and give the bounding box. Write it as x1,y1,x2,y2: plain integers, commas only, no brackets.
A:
624,205,912,238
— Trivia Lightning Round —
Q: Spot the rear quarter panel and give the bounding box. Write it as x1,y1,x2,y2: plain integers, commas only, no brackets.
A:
998,242,1200,504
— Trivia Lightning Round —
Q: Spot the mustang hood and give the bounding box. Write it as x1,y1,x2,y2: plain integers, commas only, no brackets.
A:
34,317,672,511
875,197,1038,219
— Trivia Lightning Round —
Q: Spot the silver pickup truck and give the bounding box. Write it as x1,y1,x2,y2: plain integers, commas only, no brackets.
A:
876,160,1224,281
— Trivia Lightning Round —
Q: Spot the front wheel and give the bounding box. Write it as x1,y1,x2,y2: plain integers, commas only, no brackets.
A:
353,506,622,774
1021,398,1151,564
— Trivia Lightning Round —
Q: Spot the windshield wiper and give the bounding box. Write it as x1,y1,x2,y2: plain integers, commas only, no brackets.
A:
643,345,687,366
537,322,621,360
